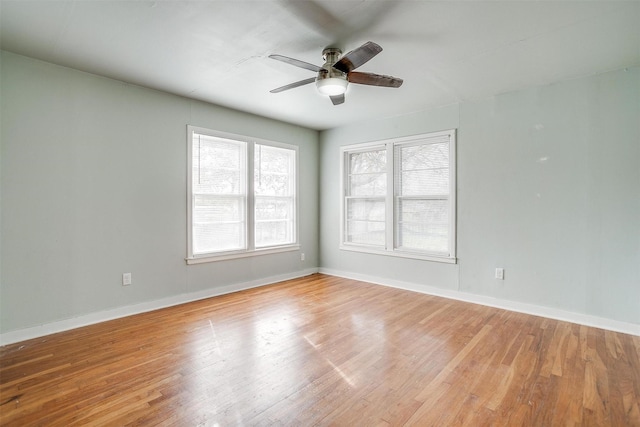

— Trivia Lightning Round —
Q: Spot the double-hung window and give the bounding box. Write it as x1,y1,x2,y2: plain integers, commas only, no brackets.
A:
341,129,456,263
187,126,298,263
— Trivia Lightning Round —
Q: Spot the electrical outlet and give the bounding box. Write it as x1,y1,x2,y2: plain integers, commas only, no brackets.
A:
122,273,132,286
300,253,305,261
495,268,505,280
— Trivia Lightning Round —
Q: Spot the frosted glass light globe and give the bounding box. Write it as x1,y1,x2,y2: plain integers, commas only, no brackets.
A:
316,78,348,96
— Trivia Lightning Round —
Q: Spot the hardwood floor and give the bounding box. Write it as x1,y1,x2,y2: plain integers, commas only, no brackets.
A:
1,273,639,426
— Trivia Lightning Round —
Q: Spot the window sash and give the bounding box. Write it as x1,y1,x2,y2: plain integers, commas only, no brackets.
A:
344,145,388,249
191,134,247,255
254,143,296,248
394,137,451,255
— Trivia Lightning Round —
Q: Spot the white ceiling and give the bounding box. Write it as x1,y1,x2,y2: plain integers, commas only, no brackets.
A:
1,1,639,130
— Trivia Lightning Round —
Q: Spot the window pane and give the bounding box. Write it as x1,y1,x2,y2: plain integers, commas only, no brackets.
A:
396,199,449,253
347,198,385,221
192,195,245,254
400,143,448,170
346,220,386,246
255,144,294,196
255,197,294,247
193,195,243,222
256,144,292,173
350,150,386,174
400,168,449,196
255,197,293,220
348,149,386,196
397,142,449,196
255,173,291,196
256,220,292,247
346,198,385,246
193,222,245,254
349,173,386,196
193,135,244,195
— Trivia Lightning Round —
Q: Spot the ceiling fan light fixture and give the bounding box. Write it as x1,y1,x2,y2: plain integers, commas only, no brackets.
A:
316,77,348,96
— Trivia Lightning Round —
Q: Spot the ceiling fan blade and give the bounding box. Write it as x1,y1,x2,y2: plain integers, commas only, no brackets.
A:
348,71,403,88
330,94,345,105
270,77,317,93
333,41,382,73
269,54,324,73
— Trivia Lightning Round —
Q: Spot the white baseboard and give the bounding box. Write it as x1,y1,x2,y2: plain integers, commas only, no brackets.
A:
319,268,640,337
3,267,636,346
0,268,319,346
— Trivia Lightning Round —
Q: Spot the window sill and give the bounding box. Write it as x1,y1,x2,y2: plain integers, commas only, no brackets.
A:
186,244,301,265
339,244,457,264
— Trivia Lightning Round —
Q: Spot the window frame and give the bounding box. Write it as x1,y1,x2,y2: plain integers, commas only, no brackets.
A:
186,125,299,264
340,129,457,264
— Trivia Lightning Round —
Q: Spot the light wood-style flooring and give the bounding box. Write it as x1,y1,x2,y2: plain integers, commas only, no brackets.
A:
1,273,639,426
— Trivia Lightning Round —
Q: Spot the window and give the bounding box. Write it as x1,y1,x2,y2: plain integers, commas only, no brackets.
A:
187,126,298,263
341,129,456,263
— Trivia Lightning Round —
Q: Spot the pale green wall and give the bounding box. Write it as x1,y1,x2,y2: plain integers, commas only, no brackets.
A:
320,66,640,326
0,52,319,333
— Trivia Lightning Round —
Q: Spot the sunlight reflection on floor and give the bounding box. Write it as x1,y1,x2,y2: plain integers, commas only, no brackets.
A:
303,335,355,387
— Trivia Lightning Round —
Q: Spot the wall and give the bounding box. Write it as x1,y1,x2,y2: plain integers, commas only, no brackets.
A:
320,66,639,330
0,52,319,338
2,50,638,341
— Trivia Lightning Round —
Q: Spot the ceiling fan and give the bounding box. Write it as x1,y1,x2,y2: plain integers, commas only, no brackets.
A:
269,41,403,105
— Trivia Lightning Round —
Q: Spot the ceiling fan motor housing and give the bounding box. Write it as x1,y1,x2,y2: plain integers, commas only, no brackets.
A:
318,48,347,81
315,47,348,97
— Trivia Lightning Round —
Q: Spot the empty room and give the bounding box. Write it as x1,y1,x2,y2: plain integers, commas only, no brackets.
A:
1,1,639,425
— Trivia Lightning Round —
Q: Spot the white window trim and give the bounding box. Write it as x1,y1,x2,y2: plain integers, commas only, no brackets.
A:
186,125,299,264
186,245,300,265
339,129,457,263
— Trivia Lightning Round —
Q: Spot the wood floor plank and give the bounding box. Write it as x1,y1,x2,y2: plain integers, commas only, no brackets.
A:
1,273,639,426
